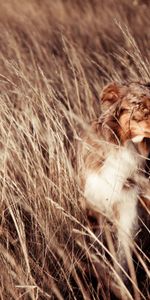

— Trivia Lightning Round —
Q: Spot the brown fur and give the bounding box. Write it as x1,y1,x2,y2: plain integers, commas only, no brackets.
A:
78,81,150,269
79,81,150,184
100,82,150,153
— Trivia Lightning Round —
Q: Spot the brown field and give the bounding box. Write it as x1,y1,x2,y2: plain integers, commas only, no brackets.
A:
0,0,150,299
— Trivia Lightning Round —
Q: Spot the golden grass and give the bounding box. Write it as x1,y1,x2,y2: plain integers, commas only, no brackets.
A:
0,0,150,299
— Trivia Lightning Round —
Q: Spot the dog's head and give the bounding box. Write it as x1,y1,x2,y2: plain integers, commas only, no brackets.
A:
100,82,150,157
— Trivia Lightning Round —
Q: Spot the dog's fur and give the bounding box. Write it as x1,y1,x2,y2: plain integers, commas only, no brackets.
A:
78,82,150,270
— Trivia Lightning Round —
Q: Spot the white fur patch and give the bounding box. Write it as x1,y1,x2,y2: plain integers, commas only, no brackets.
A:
84,145,139,238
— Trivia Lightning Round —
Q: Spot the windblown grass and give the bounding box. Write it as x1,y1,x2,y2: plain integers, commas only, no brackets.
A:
0,0,150,299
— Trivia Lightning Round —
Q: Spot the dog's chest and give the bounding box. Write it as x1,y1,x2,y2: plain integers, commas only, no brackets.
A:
84,146,139,215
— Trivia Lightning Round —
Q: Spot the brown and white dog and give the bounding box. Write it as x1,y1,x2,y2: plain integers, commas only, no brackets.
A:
78,82,150,270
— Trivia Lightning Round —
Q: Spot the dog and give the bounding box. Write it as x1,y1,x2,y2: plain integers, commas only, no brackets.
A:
78,81,150,274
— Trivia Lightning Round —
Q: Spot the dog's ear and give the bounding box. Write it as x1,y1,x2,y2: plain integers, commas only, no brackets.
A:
100,82,121,111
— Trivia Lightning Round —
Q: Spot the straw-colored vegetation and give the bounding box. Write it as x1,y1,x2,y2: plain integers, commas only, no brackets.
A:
0,0,149,299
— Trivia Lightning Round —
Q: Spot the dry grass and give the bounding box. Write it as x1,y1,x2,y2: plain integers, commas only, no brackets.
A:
0,0,150,299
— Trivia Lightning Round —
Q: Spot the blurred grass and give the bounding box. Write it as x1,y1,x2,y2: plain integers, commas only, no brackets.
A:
0,0,150,299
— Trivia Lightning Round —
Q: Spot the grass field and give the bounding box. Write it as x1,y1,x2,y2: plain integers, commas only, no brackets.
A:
0,0,150,299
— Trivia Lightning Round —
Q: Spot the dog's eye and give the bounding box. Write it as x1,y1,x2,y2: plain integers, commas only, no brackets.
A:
120,106,129,113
